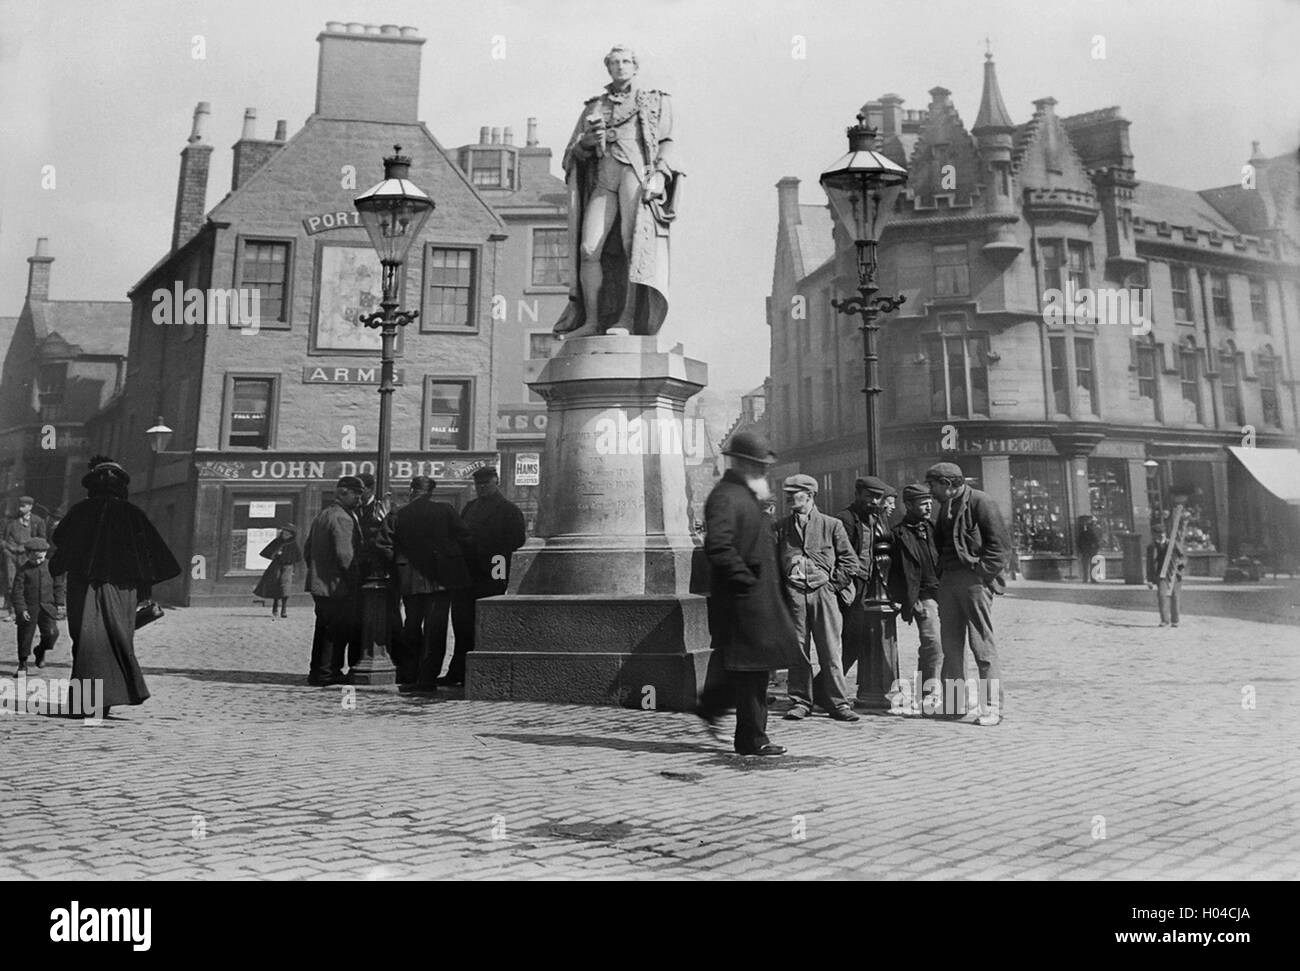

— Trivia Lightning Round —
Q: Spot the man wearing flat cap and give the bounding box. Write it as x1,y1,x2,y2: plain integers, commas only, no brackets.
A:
887,484,944,715
697,431,800,756
303,476,364,685
3,496,46,622
777,473,860,723
837,476,903,710
925,461,1009,725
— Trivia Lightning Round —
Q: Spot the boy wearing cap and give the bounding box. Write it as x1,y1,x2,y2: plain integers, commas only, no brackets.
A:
11,537,64,674
3,496,46,621
887,485,943,715
837,476,902,711
777,474,860,722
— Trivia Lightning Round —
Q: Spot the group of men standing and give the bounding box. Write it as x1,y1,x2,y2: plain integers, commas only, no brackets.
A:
301,467,526,690
699,432,1010,757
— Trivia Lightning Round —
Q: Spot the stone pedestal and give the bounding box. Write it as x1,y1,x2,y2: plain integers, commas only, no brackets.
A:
468,334,713,710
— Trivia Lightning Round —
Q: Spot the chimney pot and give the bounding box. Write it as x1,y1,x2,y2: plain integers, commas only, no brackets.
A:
480,126,491,144
188,101,210,143
380,24,400,36
346,22,364,33
503,126,514,145
526,117,539,147
325,20,344,32
399,26,419,37
34,237,49,258
491,127,502,144
364,24,381,35
274,119,287,141
240,108,257,140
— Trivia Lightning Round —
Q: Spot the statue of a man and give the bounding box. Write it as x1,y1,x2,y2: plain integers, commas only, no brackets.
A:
553,45,680,339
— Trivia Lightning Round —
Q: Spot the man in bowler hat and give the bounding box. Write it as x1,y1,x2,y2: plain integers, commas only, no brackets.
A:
303,476,364,686
697,431,800,756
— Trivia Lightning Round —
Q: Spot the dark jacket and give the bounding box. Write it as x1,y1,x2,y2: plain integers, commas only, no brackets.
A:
887,516,941,623
49,496,180,591
703,470,801,671
253,536,302,600
4,515,47,560
1077,521,1103,557
303,502,362,598
374,495,473,596
775,507,856,593
11,558,65,615
937,486,1009,591
1146,537,1186,583
461,492,527,586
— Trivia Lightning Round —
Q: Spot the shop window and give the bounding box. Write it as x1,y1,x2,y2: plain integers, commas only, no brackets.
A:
933,243,969,297
1074,338,1099,415
1010,457,1069,554
1165,461,1218,551
423,247,476,329
424,379,471,450
238,240,290,324
1049,337,1070,415
228,496,297,575
1087,459,1133,551
1258,348,1281,427
531,229,569,287
1249,278,1270,332
925,316,988,419
226,376,277,449
1169,264,1193,323
1179,339,1202,423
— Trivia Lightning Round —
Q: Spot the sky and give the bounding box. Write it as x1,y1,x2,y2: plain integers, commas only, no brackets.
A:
1,0,1297,399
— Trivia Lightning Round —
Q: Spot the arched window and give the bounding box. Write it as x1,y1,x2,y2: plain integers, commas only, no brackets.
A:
1219,340,1243,426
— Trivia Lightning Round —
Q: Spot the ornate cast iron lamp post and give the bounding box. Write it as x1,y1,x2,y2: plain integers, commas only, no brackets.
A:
350,145,435,684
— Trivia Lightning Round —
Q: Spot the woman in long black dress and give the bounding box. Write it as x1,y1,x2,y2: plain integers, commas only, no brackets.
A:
49,457,180,715
253,523,302,618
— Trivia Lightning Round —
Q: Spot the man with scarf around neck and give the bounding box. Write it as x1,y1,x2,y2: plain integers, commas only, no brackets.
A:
886,484,944,716
777,474,859,724
697,432,801,756
925,462,1009,726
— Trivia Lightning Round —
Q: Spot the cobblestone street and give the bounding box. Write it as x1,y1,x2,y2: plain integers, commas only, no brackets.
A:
1,587,1297,880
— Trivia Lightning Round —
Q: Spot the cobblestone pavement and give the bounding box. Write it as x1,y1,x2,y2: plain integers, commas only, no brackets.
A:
1,592,1297,881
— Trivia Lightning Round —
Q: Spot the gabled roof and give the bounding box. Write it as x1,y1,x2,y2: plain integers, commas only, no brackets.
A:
1198,184,1268,235
27,301,130,356
1132,181,1240,235
796,204,835,276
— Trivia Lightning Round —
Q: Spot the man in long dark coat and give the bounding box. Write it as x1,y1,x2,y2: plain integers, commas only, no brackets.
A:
374,475,473,689
697,431,800,756
448,467,526,687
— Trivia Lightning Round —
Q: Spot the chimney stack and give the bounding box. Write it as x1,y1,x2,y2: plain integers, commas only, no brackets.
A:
315,22,424,123
26,237,53,302
776,176,802,230
231,105,287,191
878,94,904,135
526,117,538,147
172,101,213,252
274,119,287,141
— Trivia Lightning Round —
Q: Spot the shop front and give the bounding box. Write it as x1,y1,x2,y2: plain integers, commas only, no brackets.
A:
187,450,498,605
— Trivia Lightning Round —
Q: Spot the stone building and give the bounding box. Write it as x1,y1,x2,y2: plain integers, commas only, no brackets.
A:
0,238,130,517
451,119,571,532
769,53,1300,578
86,23,510,605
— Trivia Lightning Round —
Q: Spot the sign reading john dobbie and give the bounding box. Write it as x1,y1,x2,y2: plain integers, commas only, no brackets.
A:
303,366,406,384
195,455,499,482
303,210,363,234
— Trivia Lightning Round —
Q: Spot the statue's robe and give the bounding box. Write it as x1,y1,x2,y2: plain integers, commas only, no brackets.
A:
553,85,679,337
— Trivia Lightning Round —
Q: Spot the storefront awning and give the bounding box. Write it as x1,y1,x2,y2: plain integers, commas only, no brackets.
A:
1227,447,1300,506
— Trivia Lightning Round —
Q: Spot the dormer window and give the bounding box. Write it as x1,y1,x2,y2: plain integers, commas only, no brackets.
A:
465,148,517,189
